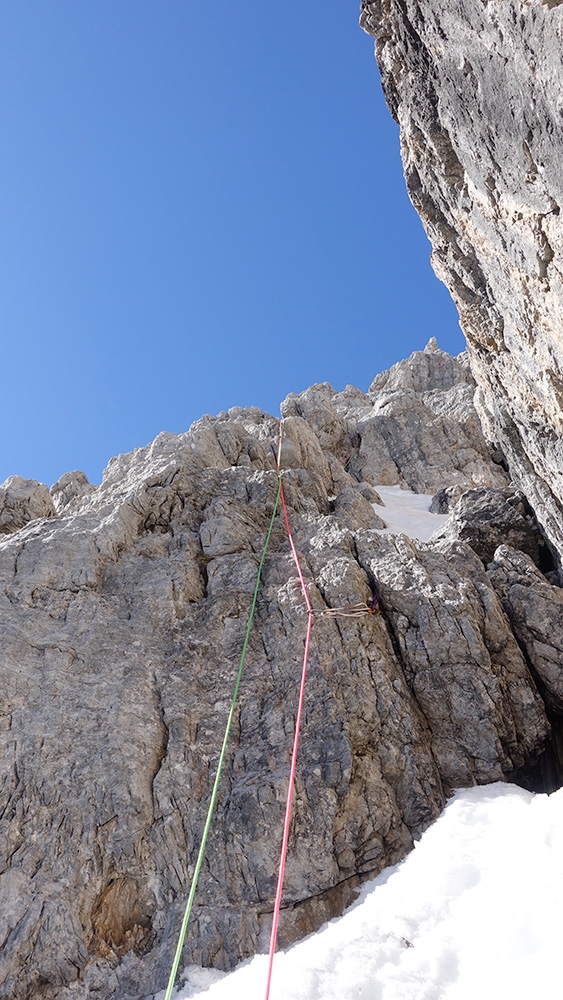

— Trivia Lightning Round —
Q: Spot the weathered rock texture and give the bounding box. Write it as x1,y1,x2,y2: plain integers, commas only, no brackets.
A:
283,339,508,495
2,346,562,1000
360,0,563,561
0,476,55,534
489,546,563,712
431,486,546,568
50,470,97,514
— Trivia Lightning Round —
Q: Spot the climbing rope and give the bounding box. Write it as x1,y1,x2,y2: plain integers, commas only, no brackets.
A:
163,432,284,1000
263,442,314,1000
164,419,378,1000
341,433,361,469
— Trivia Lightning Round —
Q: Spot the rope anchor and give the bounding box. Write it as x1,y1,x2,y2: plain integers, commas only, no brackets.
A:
313,601,380,618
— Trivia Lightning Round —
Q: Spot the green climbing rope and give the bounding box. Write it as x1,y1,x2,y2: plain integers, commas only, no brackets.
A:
164,468,282,1000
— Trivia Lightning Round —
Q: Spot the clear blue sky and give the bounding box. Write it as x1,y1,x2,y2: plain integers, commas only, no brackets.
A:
0,1,463,487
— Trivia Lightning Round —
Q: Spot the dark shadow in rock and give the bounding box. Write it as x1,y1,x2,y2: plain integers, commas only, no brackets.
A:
431,487,556,576
506,712,563,795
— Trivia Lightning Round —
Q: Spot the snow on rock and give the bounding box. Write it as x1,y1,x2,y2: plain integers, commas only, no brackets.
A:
170,783,563,1000
372,485,449,542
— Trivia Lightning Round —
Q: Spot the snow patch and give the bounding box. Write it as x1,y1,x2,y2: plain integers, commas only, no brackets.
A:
373,484,449,542
168,783,563,1000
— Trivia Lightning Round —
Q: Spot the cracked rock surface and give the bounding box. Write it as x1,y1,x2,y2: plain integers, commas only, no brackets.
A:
0,346,560,1000
0,476,56,534
489,546,563,712
431,487,546,568
360,0,563,561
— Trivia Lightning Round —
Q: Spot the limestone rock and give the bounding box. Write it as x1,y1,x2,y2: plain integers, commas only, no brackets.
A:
0,421,442,1000
354,531,548,786
431,487,546,568
331,486,387,531
0,475,56,534
356,481,384,506
369,339,472,396
429,486,467,514
283,344,509,494
0,352,556,1000
50,470,97,513
489,546,563,712
360,0,563,561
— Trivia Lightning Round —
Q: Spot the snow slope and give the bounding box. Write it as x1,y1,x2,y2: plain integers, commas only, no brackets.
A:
165,784,563,1000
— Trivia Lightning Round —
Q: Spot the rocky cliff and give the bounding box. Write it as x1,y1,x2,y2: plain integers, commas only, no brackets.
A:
2,343,562,1000
360,0,563,562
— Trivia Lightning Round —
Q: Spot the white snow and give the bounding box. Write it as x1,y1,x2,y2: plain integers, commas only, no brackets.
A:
373,485,449,542
165,783,563,1000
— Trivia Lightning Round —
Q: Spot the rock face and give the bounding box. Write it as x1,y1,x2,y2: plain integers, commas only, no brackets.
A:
1,346,562,1000
360,0,563,562
489,546,563,712
431,487,546,568
282,339,508,495
0,476,55,534
50,470,97,513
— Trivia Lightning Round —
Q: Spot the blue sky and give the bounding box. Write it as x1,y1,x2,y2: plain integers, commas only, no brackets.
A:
0,1,462,487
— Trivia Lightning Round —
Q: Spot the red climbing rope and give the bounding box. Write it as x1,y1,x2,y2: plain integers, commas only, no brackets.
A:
163,418,377,1000
341,433,360,469
264,425,314,1000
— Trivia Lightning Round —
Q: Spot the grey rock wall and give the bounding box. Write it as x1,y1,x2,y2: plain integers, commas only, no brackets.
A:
431,487,546,567
489,546,563,711
360,0,563,561
1,346,561,999
0,477,56,534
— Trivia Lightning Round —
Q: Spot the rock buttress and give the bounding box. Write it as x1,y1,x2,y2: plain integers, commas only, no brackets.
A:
360,0,563,563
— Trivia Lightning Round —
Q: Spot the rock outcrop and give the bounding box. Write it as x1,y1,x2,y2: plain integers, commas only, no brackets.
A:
489,546,563,712
360,0,563,562
50,471,97,514
431,487,546,568
0,476,56,534
283,339,508,495
1,346,562,1000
